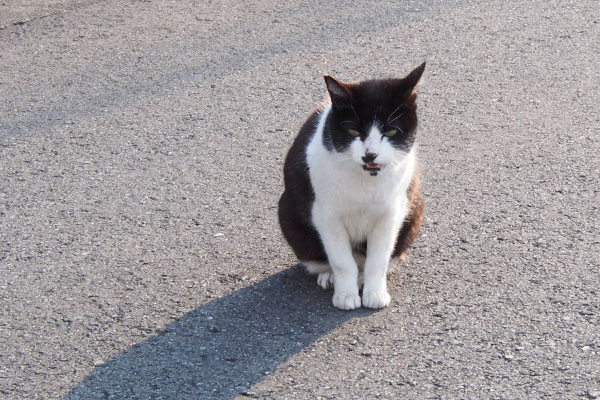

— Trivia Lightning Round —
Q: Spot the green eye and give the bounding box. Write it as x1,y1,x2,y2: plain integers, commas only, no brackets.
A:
348,129,361,137
383,129,398,137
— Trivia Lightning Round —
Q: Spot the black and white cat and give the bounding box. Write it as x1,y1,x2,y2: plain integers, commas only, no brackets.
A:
278,63,425,310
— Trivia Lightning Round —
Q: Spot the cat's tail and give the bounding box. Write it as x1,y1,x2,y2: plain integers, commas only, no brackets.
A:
302,261,330,274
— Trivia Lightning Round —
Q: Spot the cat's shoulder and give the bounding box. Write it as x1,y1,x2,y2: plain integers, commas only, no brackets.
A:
297,105,328,145
284,106,327,167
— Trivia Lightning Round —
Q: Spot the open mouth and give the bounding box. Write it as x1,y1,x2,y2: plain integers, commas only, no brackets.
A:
362,163,383,176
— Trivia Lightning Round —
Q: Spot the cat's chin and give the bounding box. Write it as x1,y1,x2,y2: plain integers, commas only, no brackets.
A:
362,162,384,176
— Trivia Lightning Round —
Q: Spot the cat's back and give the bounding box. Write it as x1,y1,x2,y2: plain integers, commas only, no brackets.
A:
279,107,323,225
278,107,330,263
282,108,322,190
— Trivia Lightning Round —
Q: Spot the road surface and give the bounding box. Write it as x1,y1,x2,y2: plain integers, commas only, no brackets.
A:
1,0,599,398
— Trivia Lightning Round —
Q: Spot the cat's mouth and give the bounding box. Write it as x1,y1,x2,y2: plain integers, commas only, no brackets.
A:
362,162,383,176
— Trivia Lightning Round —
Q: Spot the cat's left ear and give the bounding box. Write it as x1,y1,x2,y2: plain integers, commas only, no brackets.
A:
324,75,352,109
404,62,426,96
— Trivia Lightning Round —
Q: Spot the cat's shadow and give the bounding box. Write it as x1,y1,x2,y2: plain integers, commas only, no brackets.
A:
65,264,374,399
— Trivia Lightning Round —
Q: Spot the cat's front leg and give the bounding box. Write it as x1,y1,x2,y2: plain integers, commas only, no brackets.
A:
313,210,361,310
326,237,361,310
362,218,398,309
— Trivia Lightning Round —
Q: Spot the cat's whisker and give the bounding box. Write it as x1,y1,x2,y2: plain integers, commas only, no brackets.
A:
386,104,406,124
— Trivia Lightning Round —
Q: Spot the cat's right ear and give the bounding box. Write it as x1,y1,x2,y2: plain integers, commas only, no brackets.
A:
324,75,352,109
405,62,426,96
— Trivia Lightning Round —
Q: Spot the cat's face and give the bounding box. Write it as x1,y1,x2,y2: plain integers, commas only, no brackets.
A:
323,63,425,176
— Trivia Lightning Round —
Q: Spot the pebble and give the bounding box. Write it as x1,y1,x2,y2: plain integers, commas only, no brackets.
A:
588,389,600,399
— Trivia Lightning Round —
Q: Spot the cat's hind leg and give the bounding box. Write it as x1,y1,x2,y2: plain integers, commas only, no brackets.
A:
303,261,333,290
305,254,366,290
317,271,333,290
353,251,366,289
386,255,405,273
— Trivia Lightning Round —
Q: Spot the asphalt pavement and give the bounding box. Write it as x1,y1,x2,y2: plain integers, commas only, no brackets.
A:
1,0,599,399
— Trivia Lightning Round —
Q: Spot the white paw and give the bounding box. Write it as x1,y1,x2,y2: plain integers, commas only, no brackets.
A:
332,291,362,310
317,271,333,290
362,289,391,309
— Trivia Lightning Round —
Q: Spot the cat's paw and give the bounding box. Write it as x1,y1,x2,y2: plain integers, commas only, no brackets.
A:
362,289,391,309
332,291,362,310
317,271,333,290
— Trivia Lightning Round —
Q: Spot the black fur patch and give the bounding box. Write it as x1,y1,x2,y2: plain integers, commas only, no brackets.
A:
322,62,425,154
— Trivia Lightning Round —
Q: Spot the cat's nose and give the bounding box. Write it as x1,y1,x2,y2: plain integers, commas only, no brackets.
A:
362,152,377,163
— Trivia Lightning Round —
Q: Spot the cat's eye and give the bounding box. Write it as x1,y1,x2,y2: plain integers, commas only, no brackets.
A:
383,129,398,137
348,129,361,137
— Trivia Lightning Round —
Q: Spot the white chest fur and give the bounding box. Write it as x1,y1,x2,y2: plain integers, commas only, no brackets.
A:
306,105,416,244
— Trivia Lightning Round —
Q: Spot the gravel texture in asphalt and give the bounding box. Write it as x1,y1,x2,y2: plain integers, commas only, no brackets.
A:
1,0,599,399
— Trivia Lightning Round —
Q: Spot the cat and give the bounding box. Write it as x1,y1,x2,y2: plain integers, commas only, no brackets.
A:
278,63,425,310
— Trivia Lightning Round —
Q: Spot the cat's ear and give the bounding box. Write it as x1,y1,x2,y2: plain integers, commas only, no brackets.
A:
404,62,426,96
324,75,352,109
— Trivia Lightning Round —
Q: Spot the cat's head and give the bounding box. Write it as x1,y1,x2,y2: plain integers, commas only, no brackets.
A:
323,62,425,176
